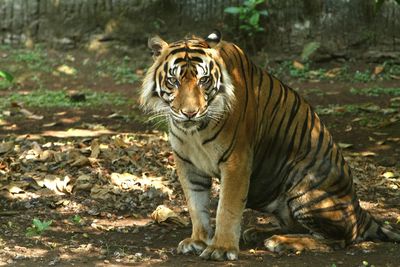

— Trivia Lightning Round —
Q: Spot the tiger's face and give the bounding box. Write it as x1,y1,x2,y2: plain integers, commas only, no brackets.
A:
141,34,234,129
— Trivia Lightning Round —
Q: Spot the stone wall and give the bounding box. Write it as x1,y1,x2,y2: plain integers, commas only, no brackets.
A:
0,0,399,52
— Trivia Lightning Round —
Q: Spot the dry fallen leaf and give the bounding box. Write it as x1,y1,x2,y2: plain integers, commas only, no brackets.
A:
90,139,100,159
292,60,304,70
1,181,30,194
151,205,188,226
324,67,342,78
68,150,90,167
374,65,384,75
19,108,44,120
57,64,77,75
0,141,14,154
110,172,138,190
90,184,118,201
338,143,353,149
32,174,72,195
381,172,396,179
73,174,94,191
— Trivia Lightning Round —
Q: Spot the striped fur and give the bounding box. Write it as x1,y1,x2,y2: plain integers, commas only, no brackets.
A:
141,32,400,261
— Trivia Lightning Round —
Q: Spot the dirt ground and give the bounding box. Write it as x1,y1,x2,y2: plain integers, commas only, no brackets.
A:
0,46,400,267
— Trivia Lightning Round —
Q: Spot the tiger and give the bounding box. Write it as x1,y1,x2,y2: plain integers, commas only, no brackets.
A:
140,30,400,261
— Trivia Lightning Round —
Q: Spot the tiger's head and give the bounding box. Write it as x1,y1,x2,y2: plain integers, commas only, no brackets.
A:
141,31,234,129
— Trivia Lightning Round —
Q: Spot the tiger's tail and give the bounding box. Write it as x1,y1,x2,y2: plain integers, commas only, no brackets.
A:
360,210,400,242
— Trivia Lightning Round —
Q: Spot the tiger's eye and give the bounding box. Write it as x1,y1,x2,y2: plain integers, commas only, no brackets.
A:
199,76,210,84
167,77,178,86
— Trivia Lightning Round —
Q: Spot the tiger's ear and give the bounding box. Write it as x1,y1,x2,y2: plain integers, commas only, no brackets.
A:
148,36,168,60
205,30,222,48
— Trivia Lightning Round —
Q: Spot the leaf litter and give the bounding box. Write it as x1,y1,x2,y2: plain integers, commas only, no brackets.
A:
0,131,187,264
0,132,180,214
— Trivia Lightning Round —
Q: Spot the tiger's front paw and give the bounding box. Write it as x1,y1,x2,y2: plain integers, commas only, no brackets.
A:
199,245,238,261
177,238,207,255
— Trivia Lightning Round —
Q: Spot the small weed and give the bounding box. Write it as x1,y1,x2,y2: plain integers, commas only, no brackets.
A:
353,70,373,83
26,218,52,237
0,70,14,90
70,215,83,225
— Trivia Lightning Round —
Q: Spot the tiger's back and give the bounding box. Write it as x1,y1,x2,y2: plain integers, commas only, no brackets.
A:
141,31,400,261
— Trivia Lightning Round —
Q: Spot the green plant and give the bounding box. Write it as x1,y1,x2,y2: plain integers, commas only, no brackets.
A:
0,70,13,82
353,70,372,83
70,215,83,225
26,218,52,236
224,0,268,37
301,42,320,62
0,70,14,90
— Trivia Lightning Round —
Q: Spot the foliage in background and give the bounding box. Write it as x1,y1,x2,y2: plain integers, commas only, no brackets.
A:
224,0,268,36
301,42,321,62
0,89,131,110
96,56,140,85
374,0,400,13
0,70,14,90
0,70,13,82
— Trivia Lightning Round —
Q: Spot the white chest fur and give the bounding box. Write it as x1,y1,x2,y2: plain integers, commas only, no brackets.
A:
170,126,222,177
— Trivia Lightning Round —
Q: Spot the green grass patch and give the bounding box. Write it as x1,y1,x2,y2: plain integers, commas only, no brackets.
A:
96,56,140,84
315,103,381,116
350,87,400,96
353,70,373,83
9,46,52,73
0,89,132,109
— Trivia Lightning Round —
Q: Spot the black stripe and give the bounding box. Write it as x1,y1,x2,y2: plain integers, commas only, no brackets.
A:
173,150,193,165
190,57,203,63
189,179,212,189
169,129,183,143
232,45,249,121
169,47,206,56
218,120,240,164
203,115,228,144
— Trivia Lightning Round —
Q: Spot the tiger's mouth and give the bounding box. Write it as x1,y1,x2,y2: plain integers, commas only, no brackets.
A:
170,109,210,128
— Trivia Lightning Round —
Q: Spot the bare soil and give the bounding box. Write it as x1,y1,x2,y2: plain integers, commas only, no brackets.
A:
0,47,399,267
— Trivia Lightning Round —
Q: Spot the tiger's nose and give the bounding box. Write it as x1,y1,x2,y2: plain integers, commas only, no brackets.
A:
181,109,198,119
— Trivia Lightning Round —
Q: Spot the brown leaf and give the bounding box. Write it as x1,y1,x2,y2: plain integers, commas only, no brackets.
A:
0,142,14,154
324,67,342,78
90,139,100,159
68,150,90,167
151,205,188,226
374,65,384,75
19,108,44,120
292,60,304,70
73,174,94,191
32,174,72,195
1,181,30,194
110,172,138,190
338,143,353,149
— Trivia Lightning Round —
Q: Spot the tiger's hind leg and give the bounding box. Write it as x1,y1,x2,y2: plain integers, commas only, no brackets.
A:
242,224,282,245
268,187,357,254
264,234,344,253
260,186,353,253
